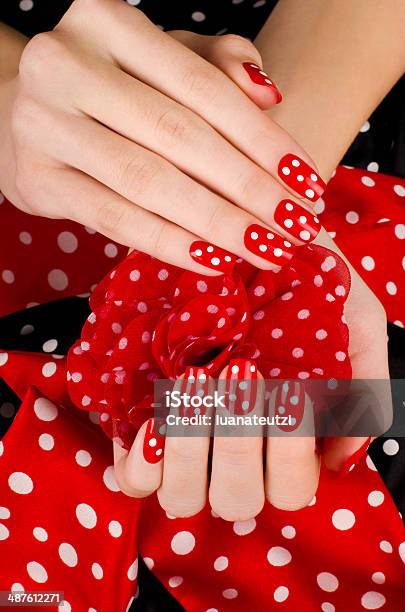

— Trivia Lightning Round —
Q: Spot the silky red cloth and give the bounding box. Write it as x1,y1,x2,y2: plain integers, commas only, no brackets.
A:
0,167,404,611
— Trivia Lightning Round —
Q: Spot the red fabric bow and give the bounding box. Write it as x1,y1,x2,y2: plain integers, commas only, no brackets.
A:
67,244,351,448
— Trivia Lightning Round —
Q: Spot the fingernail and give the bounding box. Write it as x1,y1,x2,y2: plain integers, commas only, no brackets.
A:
242,62,282,103
274,199,321,242
278,154,326,201
180,366,211,417
338,437,372,478
244,224,295,266
225,359,258,415
190,241,236,274
143,418,165,463
275,381,305,431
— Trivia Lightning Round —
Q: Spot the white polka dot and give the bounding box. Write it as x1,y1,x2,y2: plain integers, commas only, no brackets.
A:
92,563,103,580
314,198,325,214
158,269,169,280
254,285,265,296
222,589,238,599
191,11,206,21
368,491,384,507
76,503,97,529
360,121,370,132
33,527,48,542
321,256,337,272
34,398,58,421
379,540,392,553
394,224,405,239
48,269,68,291
20,0,34,10
127,558,138,580
130,269,140,281
273,586,289,603
75,450,92,467
267,546,292,566
0,352,9,367
298,309,310,319
57,231,78,253
361,591,386,609
0,523,9,540
171,531,195,555
371,572,385,585
271,328,283,339
367,162,379,173
292,347,304,358
104,243,118,258
0,441,3,457
59,543,78,567
393,184,405,197
214,556,229,571
168,576,183,588
143,557,154,570
42,339,58,353
321,604,335,612
108,520,122,538
281,167,290,175
2,270,15,284
27,561,48,583
300,230,311,241
382,439,399,456
20,324,34,336
11,583,24,592
19,231,32,244
361,256,375,271
317,572,339,592
305,189,315,199
42,362,57,377
233,518,256,536
332,508,355,530
197,280,207,293
335,351,346,361
386,281,397,295
103,466,120,492
58,602,70,612
399,542,405,564
38,433,54,451
8,472,33,494
281,526,296,539
0,507,10,519
361,176,375,187
71,372,82,383
366,456,377,471
345,211,359,224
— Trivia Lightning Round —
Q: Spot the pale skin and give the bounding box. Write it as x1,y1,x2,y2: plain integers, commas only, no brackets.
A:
1,0,403,519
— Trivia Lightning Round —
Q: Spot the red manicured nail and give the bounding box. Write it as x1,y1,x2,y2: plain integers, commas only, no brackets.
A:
275,381,305,432
180,366,211,417
143,418,165,464
274,199,321,242
278,154,326,201
244,224,295,266
190,241,236,274
338,437,372,478
242,62,282,103
225,359,258,415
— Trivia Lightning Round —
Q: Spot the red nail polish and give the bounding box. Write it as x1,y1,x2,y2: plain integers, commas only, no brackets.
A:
225,359,258,415
143,418,165,464
190,241,236,274
275,381,305,431
244,224,295,266
278,154,326,201
242,62,282,103
180,366,211,417
274,199,321,242
338,437,372,478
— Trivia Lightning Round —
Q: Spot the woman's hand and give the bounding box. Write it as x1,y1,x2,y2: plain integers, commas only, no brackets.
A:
114,362,320,520
0,0,326,276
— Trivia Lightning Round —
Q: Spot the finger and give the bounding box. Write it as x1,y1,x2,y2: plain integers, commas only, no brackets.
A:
157,368,213,518
168,31,281,110
86,4,325,202
29,163,234,276
266,381,320,510
209,360,265,522
113,418,165,498
44,112,304,271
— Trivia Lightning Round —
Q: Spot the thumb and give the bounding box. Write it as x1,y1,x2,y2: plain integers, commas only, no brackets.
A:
168,31,282,110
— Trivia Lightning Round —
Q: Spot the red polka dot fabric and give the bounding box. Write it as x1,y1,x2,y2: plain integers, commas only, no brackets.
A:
0,166,404,610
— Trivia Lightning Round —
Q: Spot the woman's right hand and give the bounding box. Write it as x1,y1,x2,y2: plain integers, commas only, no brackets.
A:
0,0,325,276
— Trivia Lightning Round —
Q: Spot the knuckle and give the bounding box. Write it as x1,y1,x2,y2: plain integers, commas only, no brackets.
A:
19,33,64,79
155,107,195,147
204,200,234,245
117,155,161,196
95,199,127,236
218,33,259,57
238,167,270,203
182,64,222,107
